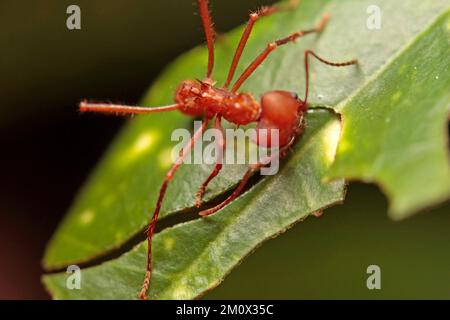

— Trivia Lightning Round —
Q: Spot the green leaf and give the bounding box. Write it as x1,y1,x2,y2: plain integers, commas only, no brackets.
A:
43,0,450,294
329,11,450,219
43,110,344,299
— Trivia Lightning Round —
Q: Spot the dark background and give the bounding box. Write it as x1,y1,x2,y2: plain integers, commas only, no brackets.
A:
0,0,279,300
1,0,449,300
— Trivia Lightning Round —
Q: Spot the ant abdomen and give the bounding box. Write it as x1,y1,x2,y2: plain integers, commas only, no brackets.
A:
255,90,306,148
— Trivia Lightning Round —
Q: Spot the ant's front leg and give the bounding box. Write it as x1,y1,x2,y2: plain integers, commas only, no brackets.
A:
198,139,295,217
195,116,225,208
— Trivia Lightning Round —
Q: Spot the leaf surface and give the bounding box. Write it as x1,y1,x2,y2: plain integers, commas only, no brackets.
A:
44,110,344,299
329,11,450,218
43,0,449,277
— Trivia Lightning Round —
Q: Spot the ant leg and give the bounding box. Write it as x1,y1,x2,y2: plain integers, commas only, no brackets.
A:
303,50,358,104
198,0,216,79
199,138,295,217
198,166,254,217
79,102,179,115
223,0,299,89
231,14,330,93
139,118,209,300
195,116,225,208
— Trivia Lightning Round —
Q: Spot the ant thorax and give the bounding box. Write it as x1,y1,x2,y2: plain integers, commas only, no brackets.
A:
175,79,261,125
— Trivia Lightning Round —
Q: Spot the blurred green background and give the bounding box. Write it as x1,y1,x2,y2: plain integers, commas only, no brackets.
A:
0,0,449,299
208,183,450,299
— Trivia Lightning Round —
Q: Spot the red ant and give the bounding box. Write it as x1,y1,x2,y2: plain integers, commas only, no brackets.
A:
80,0,357,300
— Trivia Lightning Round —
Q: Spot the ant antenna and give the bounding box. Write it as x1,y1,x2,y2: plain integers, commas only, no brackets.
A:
303,50,358,105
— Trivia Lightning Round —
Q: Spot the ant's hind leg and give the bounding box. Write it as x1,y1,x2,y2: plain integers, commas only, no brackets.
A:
195,116,225,208
139,118,209,300
79,102,180,115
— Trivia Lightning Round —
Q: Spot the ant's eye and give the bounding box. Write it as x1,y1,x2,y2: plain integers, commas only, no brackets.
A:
291,92,299,100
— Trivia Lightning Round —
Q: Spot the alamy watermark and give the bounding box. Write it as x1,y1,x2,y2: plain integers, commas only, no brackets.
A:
66,5,81,30
366,265,381,290
171,121,281,175
366,5,381,30
66,265,81,290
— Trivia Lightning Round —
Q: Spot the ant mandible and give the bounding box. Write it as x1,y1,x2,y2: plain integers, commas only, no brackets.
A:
79,0,357,300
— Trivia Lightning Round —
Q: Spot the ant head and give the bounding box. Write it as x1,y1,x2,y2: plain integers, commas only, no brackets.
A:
260,90,305,124
256,90,306,148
